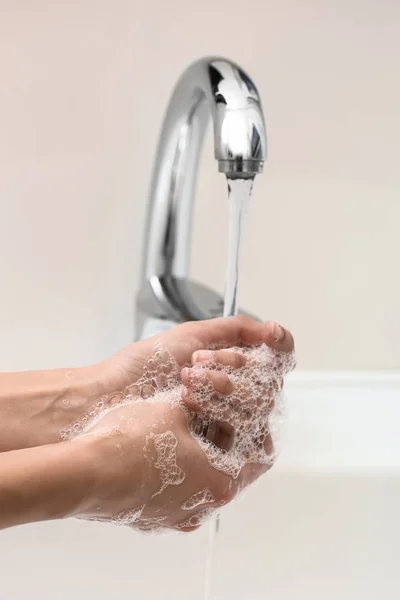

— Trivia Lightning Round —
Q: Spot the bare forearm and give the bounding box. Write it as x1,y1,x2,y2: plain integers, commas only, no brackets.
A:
0,367,100,451
0,439,96,529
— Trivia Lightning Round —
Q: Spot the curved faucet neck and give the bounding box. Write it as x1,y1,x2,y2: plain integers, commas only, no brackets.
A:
137,57,266,331
142,57,267,283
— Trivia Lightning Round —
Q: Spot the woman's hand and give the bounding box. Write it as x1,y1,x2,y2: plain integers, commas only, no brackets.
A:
99,316,294,395
71,322,295,533
0,316,292,452
0,317,295,532
73,400,232,532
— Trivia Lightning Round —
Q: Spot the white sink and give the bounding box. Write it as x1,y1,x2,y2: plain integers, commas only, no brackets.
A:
1,372,399,600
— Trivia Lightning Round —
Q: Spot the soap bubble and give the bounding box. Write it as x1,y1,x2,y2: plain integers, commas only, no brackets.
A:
62,339,295,533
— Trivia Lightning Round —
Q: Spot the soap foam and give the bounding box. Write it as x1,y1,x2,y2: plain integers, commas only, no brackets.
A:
176,508,217,530
182,488,216,511
64,340,295,533
149,430,185,496
186,344,295,478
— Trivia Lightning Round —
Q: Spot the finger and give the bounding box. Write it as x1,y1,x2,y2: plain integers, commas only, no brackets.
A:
181,386,201,412
189,315,268,347
181,367,234,396
264,432,274,456
191,349,246,369
180,368,205,412
262,321,295,353
181,368,235,425
243,434,276,483
207,370,234,395
253,375,283,412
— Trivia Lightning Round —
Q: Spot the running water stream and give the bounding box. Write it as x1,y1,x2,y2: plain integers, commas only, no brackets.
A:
203,177,255,600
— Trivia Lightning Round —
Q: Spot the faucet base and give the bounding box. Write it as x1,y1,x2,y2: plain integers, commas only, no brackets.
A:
137,317,180,341
135,277,259,341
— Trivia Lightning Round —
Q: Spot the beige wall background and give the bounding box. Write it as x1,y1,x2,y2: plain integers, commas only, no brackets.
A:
0,0,399,371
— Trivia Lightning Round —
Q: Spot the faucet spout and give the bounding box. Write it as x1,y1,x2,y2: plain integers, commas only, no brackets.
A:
136,57,267,337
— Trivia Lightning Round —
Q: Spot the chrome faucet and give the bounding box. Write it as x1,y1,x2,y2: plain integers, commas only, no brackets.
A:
136,57,267,340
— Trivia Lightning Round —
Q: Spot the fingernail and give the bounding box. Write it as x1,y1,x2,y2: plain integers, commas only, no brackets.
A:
192,350,214,364
268,321,284,343
181,367,191,385
182,386,190,400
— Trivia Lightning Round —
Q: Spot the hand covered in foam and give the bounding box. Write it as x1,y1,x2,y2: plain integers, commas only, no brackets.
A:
181,343,296,481
65,317,295,533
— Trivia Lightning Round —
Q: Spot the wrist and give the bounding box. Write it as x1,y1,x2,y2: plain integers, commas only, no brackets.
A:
0,365,102,452
0,438,99,529
58,436,103,519
71,427,147,521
